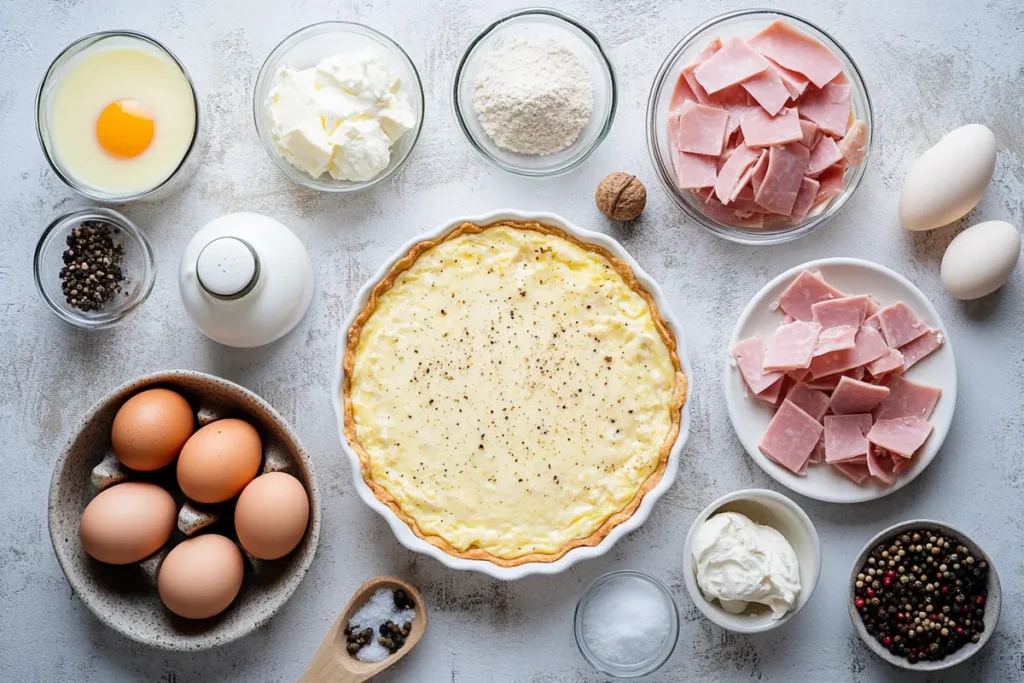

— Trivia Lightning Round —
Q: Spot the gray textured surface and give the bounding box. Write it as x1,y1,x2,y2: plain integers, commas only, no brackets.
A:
1,0,1023,681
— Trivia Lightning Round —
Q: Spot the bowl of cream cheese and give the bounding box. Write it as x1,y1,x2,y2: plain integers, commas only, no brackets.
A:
683,488,820,633
253,22,424,192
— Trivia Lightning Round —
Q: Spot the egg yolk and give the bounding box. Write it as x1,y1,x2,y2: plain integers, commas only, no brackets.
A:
95,99,155,159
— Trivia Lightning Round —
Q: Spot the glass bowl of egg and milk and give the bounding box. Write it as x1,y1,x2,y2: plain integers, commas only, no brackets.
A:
36,31,200,203
253,22,424,192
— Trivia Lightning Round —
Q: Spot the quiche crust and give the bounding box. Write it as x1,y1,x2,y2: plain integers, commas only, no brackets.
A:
342,220,688,567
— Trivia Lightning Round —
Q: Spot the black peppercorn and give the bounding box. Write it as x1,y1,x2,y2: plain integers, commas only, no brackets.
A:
59,220,128,312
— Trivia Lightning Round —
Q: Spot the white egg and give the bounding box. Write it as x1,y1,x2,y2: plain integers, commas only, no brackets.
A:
941,221,1020,300
899,124,996,232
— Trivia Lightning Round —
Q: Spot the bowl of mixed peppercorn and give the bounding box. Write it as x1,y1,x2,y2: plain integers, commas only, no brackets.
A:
34,207,155,329
848,520,1000,671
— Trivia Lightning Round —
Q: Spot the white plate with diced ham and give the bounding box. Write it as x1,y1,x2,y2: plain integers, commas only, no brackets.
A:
725,259,956,503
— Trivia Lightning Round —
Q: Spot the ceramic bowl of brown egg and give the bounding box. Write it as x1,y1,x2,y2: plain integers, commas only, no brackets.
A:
48,369,322,651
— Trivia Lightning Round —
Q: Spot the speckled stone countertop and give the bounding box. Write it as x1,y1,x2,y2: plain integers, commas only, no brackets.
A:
1,0,1023,681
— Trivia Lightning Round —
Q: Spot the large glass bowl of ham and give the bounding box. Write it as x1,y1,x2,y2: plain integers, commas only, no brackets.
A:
647,10,872,244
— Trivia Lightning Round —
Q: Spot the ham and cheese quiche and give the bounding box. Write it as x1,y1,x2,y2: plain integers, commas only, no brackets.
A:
343,221,687,566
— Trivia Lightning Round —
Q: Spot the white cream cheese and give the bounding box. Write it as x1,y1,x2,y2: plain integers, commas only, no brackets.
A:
264,49,415,182
691,512,801,619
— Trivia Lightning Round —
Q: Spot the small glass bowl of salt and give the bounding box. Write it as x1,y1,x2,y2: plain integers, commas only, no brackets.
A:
574,570,679,678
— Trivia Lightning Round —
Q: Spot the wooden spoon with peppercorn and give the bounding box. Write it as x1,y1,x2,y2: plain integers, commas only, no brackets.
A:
300,576,427,683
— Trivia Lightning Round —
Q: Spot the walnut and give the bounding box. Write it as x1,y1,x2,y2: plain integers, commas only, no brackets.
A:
595,172,647,221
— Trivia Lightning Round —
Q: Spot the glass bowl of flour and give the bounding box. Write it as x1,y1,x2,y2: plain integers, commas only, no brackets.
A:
452,8,617,177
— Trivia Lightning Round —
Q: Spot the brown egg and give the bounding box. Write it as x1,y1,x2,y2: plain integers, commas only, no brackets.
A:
158,534,244,619
235,472,310,560
111,388,194,471
176,419,262,503
79,482,176,564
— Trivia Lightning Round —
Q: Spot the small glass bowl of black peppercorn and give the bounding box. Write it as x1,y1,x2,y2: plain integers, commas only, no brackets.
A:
848,520,1001,672
34,207,155,329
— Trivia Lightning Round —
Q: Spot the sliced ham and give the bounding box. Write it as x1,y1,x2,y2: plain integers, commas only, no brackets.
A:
876,375,941,420
799,120,819,149
767,57,810,98
827,376,890,414
748,20,844,88
877,302,930,349
778,270,844,321
696,37,723,62
900,329,944,372
786,383,830,421
808,325,889,378
865,349,905,377
814,163,846,205
865,443,897,485
669,73,698,112
789,177,821,222
694,36,770,94
838,119,868,166
797,82,853,137
834,461,871,484
824,413,872,462
740,107,803,148
813,325,857,356
750,150,770,194
740,64,791,116
673,100,731,156
698,195,765,228
673,148,718,189
763,320,822,371
806,136,845,176
807,438,825,465
714,144,761,204
867,417,933,458
733,336,786,394
755,376,786,405
812,295,870,329
755,142,811,215
758,400,824,474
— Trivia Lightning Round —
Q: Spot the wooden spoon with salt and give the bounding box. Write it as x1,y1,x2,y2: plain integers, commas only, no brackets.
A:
300,576,427,683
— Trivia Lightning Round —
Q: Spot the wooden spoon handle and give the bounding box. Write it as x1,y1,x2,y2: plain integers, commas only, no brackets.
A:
299,617,366,683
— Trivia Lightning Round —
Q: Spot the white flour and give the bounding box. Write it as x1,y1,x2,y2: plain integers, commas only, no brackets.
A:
472,37,594,156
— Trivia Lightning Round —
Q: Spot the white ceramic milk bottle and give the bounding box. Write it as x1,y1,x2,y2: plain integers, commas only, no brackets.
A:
179,212,314,347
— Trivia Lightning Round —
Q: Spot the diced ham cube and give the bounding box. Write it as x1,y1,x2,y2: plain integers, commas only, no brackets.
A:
758,400,824,474
786,383,830,421
715,144,761,204
824,413,872,462
867,417,934,458
763,320,822,371
900,329,944,372
748,20,845,88
694,36,770,94
732,336,786,394
673,100,731,156
833,461,870,484
806,135,845,176
865,349,905,377
865,443,897,485
673,148,718,189
740,107,803,148
808,325,889,378
767,57,811,98
789,177,820,222
813,325,857,356
740,64,791,116
876,376,942,420
811,295,870,329
827,376,890,414
797,82,853,137
778,270,844,321
876,302,930,349
755,142,811,215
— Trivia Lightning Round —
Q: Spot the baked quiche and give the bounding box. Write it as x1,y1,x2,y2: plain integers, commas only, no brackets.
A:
343,221,687,566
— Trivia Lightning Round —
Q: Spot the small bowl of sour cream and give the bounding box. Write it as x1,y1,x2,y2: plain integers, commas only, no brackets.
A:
683,488,821,633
